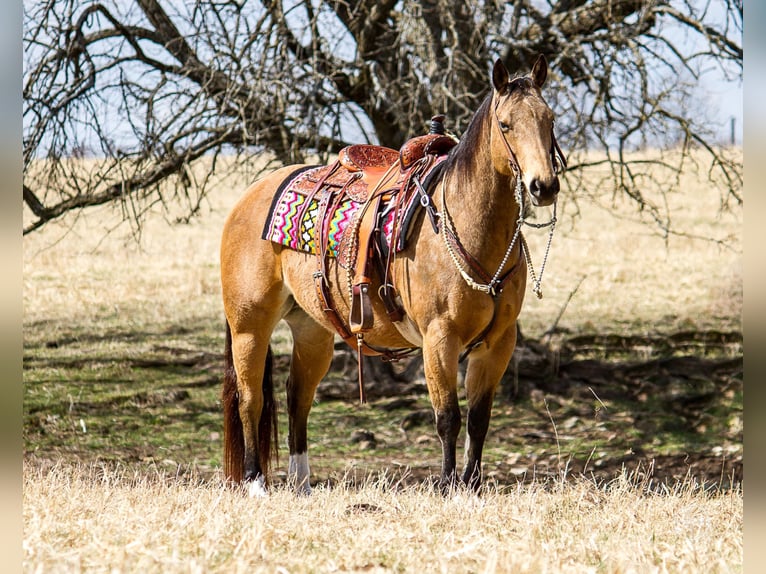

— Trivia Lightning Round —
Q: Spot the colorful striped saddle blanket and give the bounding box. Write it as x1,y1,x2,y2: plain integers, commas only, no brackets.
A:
261,153,448,267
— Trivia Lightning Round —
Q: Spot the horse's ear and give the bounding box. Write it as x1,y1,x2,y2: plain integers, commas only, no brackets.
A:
531,54,548,88
492,59,510,93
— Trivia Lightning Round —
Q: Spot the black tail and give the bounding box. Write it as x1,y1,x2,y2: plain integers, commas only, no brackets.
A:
222,320,278,483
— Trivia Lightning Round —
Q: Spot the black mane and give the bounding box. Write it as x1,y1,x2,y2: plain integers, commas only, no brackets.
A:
444,93,493,175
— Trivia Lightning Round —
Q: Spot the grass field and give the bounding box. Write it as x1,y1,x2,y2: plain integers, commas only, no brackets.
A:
23,464,741,573
23,149,742,572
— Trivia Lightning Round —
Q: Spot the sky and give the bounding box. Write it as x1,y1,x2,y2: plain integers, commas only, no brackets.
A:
700,73,743,145
667,0,743,145
21,1,745,153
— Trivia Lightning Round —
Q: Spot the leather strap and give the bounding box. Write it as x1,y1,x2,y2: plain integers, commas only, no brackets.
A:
311,181,410,359
349,193,384,333
299,160,341,232
441,223,494,285
372,236,404,323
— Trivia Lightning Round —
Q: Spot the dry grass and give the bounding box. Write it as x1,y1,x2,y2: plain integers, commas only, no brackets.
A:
523,148,742,337
23,462,741,573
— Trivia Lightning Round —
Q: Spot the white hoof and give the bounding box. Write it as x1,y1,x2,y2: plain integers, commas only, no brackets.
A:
296,480,312,496
247,475,268,498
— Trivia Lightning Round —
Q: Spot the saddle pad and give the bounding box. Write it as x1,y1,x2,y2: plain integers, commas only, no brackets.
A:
261,165,395,260
261,159,447,261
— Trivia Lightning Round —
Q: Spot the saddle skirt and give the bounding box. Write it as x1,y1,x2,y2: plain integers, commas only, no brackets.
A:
262,148,450,267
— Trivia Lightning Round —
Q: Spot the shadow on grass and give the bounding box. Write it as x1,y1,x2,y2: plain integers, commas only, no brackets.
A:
23,325,743,490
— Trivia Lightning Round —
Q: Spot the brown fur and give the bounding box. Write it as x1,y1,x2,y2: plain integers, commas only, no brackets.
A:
222,320,277,484
220,56,562,492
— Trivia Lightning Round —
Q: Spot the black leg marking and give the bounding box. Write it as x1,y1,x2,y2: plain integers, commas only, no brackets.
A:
435,404,461,494
462,391,495,491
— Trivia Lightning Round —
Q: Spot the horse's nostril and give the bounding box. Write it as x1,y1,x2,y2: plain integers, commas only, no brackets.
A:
530,178,559,198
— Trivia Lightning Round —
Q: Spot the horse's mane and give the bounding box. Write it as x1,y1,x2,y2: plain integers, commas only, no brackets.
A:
445,93,493,176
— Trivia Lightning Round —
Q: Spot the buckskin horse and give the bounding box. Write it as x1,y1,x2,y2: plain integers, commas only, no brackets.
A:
220,55,566,496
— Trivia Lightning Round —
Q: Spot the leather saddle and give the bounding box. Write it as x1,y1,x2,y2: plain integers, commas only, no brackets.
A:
337,133,457,200
308,117,457,363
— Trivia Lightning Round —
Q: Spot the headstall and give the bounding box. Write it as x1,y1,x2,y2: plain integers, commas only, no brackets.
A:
439,91,566,300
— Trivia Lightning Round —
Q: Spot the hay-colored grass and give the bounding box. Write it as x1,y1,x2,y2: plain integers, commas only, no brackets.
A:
23,462,741,573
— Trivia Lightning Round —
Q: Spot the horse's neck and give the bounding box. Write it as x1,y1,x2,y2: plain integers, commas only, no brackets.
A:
441,154,522,263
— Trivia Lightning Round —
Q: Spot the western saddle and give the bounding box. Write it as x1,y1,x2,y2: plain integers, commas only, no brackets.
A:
308,116,457,400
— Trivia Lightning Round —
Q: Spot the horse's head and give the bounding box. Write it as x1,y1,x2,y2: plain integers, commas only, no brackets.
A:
490,55,564,207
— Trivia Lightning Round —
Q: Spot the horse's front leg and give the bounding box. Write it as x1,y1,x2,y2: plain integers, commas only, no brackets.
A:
462,324,518,491
422,326,462,493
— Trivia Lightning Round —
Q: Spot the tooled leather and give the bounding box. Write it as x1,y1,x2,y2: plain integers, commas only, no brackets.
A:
340,144,400,172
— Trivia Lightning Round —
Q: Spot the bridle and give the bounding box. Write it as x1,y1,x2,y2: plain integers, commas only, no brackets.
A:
439,89,567,299
492,91,567,184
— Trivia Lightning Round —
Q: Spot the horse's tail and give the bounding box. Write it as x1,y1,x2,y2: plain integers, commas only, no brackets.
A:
222,320,244,483
222,320,278,484
259,345,279,480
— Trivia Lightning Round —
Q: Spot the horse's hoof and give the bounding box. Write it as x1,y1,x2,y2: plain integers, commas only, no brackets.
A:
247,475,268,498
439,476,458,497
288,453,313,496
462,472,483,494
296,482,312,496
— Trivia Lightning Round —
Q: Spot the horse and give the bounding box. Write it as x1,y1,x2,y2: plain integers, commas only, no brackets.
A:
220,55,565,496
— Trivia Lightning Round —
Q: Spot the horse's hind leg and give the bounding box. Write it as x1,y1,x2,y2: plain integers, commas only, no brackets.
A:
228,323,280,497
461,325,518,491
284,311,334,495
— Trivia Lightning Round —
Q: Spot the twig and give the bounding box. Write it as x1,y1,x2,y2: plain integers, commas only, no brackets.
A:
582,445,597,475
543,397,561,464
543,274,586,344
588,386,608,415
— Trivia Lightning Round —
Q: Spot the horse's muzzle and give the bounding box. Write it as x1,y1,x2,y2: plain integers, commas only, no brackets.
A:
528,177,559,207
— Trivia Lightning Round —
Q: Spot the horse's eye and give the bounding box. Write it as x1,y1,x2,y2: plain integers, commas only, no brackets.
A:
498,121,510,132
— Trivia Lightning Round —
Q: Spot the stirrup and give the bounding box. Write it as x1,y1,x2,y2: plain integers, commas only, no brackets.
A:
349,282,374,333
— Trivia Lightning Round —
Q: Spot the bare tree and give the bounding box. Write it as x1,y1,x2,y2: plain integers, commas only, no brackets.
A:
23,0,742,235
